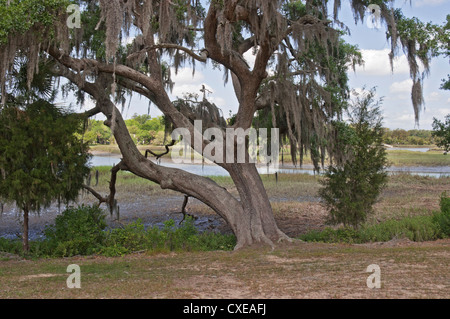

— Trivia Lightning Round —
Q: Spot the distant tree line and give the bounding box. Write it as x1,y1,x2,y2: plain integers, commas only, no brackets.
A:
382,128,436,146
82,114,166,146
84,113,438,147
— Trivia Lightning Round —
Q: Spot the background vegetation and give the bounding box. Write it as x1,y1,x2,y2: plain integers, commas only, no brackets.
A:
83,114,165,146
84,114,440,148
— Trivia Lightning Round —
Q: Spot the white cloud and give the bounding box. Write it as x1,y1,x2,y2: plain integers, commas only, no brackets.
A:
389,79,413,94
171,82,214,100
169,67,229,109
415,0,447,7
354,49,410,76
170,67,208,98
122,36,135,46
171,67,205,85
427,91,442,102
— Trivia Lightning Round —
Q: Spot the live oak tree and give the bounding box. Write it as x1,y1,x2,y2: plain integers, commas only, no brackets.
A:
0,0,448,249
0,99,90,252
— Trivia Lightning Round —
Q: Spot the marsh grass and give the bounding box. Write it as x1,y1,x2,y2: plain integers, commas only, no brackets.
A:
386,149,450,166
88,167,449,223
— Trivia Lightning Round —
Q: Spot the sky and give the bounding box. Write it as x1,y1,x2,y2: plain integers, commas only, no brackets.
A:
70,0,450,130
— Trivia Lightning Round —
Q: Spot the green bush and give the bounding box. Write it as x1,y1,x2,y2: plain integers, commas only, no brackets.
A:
44,205,107,257
320,90,388,229
102,219,150,256
100,217,236,257
432,210,450,238
0,238,22,255
196,232,236,251
431,192,450,238
1,211,236,258
439,191,450,213
299,227,361,243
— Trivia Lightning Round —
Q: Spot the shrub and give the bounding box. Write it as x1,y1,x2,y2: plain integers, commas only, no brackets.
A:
44,205,107,257
1,213,236,258
439,191,450,213
100,217,235,256
0,238,22,255
320,90,388,229
432,192,450,237
102,219,149,256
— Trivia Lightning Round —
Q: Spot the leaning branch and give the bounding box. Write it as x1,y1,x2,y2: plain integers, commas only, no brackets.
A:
82,161,127,218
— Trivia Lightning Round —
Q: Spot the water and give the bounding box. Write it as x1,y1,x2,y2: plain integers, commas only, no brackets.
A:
389,147,430,153
90,154,450,178
89,154,122,167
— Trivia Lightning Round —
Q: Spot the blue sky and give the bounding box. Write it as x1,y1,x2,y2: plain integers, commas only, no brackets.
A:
75,0,450,130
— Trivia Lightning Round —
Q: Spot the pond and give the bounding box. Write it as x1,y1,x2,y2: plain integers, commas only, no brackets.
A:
389,147,430,152
89,154,450,178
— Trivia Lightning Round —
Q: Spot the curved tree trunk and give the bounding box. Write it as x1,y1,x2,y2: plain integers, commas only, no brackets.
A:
97,98,289,249
227,163,290,249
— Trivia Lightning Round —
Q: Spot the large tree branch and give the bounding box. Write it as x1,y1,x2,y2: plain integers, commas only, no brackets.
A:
48,46,198,140
127,43,208,63
204,4,252,81
49,46,161,95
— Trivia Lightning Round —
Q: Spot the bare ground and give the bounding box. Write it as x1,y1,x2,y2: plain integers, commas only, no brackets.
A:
0,239,448,299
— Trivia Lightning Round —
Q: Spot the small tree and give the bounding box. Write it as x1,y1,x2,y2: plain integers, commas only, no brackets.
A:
0,99,90,252
319,89,389,229
432,114,450,155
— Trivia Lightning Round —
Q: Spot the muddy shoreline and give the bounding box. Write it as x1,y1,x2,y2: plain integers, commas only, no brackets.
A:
0,192,325,241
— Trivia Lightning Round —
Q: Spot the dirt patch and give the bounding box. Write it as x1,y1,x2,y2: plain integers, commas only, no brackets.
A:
19,274,61,282
177,274,255,299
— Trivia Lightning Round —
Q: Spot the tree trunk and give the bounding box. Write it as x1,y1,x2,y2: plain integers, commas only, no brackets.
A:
227,163,290,249
22,206,29,252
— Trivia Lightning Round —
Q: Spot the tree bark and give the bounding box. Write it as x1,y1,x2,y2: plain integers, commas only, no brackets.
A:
227,163,290,249
22,205,29,252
